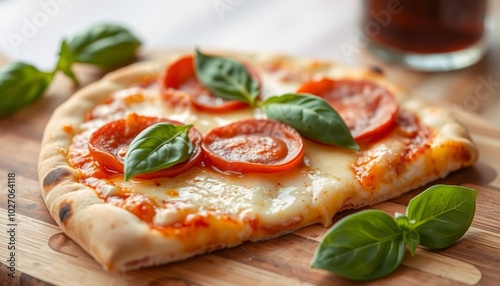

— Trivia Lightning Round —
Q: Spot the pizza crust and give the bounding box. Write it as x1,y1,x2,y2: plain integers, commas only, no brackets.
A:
38,51,478,271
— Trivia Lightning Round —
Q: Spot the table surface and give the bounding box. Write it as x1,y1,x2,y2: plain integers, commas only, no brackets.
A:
1,1,500,285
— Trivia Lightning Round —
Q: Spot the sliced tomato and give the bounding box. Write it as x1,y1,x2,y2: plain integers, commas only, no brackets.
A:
201,119,304,173
162,55,260,112
297,79,398,141
88,113,202,179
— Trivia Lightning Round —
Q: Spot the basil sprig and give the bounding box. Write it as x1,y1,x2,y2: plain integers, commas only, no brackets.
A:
311,185,477,281
194,49,358,151
261,94,359,151
0,62,53,117
63,23,141,70
195,48,260,106
0,23,141,117
124,123,193,181
57,40,79,85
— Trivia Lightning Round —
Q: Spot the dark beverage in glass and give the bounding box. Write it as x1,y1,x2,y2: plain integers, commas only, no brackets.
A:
364,0,488,70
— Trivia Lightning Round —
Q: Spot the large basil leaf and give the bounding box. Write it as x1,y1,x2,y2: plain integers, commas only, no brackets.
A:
261,93,359,151
311,210,405,281
407,185,477,249
195,48,259,106
124,123,193,181
65,23,141,68
0,62,53,117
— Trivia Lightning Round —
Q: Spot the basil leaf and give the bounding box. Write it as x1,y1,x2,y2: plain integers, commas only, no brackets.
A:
195,48,259,106
124,123,193,181
407,185,477,249
65,23,141,69
311,210,405,281
0,62,53,117
261,94,359,151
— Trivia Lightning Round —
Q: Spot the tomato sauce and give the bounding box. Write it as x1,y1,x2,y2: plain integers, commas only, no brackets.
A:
353,110,434,190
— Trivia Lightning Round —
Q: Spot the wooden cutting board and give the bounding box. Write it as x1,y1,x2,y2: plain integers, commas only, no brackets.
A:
1,58,500,286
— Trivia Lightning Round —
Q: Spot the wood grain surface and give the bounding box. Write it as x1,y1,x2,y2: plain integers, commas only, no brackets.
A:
1,52,500,286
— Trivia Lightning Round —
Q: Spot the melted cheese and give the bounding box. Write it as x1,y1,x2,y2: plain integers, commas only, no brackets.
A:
67,64,435,240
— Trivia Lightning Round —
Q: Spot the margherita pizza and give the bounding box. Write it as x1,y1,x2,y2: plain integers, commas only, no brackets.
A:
38,49,478,271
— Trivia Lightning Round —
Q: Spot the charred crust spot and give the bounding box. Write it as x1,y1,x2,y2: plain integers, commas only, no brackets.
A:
59,202,72,224
463,150,472,163
43,168,71,191
456,144,472,163
368,66,384,75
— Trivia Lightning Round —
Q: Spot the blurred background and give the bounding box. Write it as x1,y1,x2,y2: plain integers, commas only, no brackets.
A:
0,0,499,126
0,0,363,69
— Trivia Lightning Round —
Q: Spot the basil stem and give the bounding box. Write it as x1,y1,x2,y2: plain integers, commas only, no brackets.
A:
1,23,141,117
124,123,193,181
407,185,477,249
261,93,359,151
311,210,405,281
57,40,79,85
0,62,53,117
312,185,477,281
395,214,420,256
64,23,141,69
195,48,260,106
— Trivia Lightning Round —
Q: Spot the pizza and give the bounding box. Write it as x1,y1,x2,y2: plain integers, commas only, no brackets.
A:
38,49,478,271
